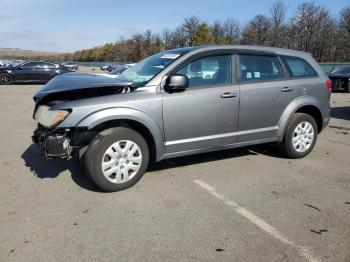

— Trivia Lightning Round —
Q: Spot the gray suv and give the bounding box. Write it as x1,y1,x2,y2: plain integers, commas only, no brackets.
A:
32,45,331,192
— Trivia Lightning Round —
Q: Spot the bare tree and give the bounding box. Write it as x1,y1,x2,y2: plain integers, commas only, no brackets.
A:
291,2,336,61
182,16,200,46
241,15,271,45
335,7,350,61
222,19,241,44
340,7,350,34
209,21,225,44
269,0,288,47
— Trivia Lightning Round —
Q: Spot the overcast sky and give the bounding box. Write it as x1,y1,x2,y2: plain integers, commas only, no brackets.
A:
0,0,349,52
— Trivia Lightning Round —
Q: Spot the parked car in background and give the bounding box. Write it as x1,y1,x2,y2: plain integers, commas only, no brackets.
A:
62,61,79,71
32,45,330,192
0,61,70,84
100,64,115,71
327,66,350,93
96,63,136,78
100,64,127,72
0,60,15,68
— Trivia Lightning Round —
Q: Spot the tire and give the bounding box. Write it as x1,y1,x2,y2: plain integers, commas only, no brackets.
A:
346,82,350,93
0,73,13,85
278,113,318,159
84,127,149,192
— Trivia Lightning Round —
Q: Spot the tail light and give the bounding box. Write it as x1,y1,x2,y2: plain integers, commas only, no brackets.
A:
326,79,332,93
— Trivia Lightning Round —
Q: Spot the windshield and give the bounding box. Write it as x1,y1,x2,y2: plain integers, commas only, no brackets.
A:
117,52,183,86
331,66,350,74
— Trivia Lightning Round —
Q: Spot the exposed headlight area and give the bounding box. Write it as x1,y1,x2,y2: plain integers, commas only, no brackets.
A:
34,105,70,128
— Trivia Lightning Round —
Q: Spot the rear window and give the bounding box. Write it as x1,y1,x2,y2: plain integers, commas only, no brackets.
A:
282,56,317,78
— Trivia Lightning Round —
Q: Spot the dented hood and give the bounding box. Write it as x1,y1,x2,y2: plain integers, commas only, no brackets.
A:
34,72,133,99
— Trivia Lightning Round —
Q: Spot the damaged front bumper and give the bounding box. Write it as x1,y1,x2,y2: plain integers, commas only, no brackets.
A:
32,125,94,159
32,126,73,159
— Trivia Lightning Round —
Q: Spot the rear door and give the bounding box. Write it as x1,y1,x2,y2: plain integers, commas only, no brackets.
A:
36,62,58,81
237,54,300,142
162,53,240,154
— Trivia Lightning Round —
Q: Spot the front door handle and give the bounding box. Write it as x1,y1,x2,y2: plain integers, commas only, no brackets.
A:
281,87,294,92
221,92,237,98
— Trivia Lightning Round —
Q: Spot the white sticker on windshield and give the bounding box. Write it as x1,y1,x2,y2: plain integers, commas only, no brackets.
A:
254,72,261,78
160,54,180,59
246,72,252,79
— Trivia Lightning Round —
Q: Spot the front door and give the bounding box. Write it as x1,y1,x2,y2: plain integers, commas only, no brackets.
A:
16,62,39,81
162,54,239,154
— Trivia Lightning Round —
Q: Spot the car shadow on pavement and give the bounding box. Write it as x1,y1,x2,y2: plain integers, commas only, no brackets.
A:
331,106,350,121
22,143,281,191
21,144,101,192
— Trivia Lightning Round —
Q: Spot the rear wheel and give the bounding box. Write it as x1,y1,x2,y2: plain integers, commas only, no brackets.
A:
0,73,13,85
346,82,350,93
278,113,318,158
84,127,149,192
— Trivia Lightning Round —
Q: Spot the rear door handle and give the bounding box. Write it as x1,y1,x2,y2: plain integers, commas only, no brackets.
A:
221,92,237,98
281,87,294,92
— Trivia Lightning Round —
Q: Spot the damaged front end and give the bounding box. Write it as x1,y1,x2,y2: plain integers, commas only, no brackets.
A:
32,126,73,159
32,73,136,159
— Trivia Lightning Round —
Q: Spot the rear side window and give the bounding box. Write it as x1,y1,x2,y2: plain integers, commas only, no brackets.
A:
239,55,282,82
281,56,317,78
37,62,58,69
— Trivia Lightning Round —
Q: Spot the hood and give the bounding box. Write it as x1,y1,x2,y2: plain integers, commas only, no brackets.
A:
34,72,133,99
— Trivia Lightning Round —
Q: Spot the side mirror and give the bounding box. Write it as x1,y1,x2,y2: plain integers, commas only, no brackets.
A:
164,74,189,92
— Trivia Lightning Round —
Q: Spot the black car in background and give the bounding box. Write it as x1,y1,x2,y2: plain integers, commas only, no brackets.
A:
327,66,350,93
0,61,70,85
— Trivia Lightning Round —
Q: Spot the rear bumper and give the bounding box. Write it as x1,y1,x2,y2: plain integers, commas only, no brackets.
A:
329,77,349,91
32,128,72,159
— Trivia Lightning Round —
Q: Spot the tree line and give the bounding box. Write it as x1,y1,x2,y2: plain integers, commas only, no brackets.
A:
35,1,350,63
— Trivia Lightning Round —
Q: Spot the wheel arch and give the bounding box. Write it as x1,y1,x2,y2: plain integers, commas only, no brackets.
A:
0,72,14,83
90,119,158,164
277,97,325,141
75,107,165,162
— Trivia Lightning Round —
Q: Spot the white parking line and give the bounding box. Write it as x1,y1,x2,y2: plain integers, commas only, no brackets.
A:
194,179,320,262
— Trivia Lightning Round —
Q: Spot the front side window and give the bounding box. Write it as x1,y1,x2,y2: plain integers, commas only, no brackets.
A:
21,62,38,69
282,56,317,78
239,55,282,82
176,55,232,88
117,51,185,86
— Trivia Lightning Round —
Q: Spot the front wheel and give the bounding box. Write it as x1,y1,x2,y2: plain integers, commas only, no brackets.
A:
84,127,149,192
0,73,13,85
278,113,318,159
